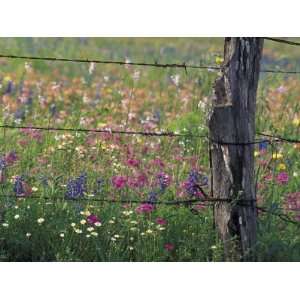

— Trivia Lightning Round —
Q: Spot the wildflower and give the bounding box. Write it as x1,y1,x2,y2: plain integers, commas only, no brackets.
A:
215,56,224,65
91,232,98,237
4,151,18,165
156,217,167,226
74,229,82,234
112,175,127,189
258,141,268,152
127,158,140,168
2,223,9,227
164,243,175,251
276,172,289,185
60,233,65,238
14,214,20,219
89,62,96,75
183,170,207,198
108,220,115,224
135,203,155,214
114,234,120,238
130,220,138,224
122,210,133,216
156,172,171,192
13,176,32,197
32,186,38,192
94,177,104,195
129,246,134,250
87,227,94,232
170,74,180,86
146,191,158,204
254,151,260,157
37,218,45,224
71,223,76,227
111,237,117,241
292,118,300,126
80,219,87,225
130,237,134,241
146,229,153,234
0,156,6,171
65,172,87,199
95,222,102,227
87,214,101,225
80,210,91,216
86,234,91,238
272,153,283,159
277,163,286,171
26,233,31,238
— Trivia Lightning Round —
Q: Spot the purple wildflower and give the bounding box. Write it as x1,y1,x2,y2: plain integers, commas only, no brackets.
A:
156,172,170,192
184,170,207,198
65,172,87,199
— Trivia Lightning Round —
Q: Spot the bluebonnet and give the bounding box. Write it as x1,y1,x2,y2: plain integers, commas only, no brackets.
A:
13,176,25,196
146,191,158,204
49,103,57,117
157,172,170,192
14,109,26,120
0,156,6,171
259,141,268,151
4,81,13,94
185,170,208,198
65,172,87,199
94,177,104,195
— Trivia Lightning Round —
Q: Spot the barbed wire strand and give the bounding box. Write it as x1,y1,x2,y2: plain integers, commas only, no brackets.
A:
0,53,300,75
265,37,300,47
2,124,300,146
1,194,299,226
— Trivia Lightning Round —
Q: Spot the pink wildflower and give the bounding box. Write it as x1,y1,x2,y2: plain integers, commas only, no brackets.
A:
276,172,289,185
164,243,175,251
112,176,127,189
135,203,155,214
87,214,101,225
4,151,18,165
127,158,140,168
156,217,167,226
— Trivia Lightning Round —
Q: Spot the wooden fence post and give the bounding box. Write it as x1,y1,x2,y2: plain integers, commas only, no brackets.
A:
209,37,264,261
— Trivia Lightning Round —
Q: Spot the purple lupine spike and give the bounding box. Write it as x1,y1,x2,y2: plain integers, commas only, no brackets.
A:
14,176,25,196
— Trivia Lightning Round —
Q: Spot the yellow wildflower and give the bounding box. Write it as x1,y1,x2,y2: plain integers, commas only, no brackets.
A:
292,118,300,126
277,163,286,171
272,153,283,159
215,56,224,65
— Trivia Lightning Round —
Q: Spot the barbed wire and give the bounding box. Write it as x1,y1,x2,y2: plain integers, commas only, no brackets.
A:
2,124,300,146
0,53,300,75
0,193,254,205
1,193,299,226
265,37,300,47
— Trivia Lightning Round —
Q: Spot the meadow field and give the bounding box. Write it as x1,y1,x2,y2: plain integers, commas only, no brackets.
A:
0,37,299,261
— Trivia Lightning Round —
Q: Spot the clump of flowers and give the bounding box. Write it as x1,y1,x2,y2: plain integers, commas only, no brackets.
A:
65,172,87,199
135,203,155,214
